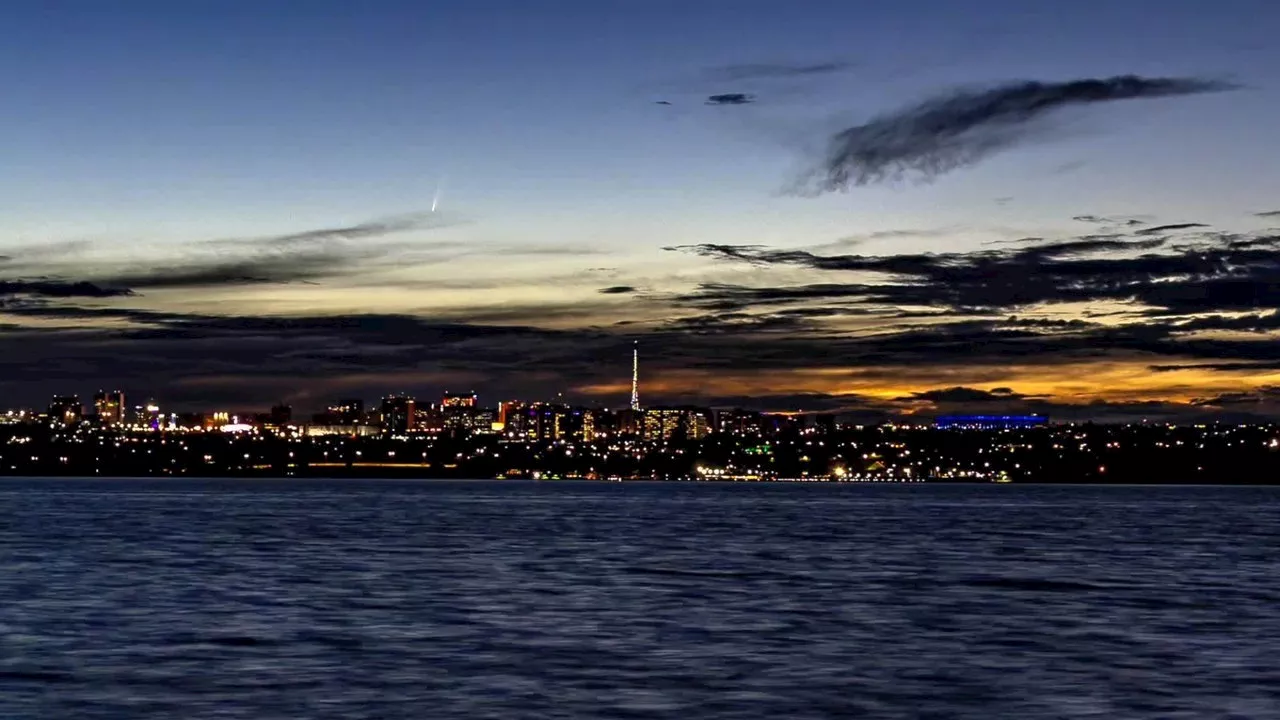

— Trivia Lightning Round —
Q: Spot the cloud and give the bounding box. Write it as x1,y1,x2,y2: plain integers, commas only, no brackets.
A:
7,212,1280,419
798,75,1236,191
10,210,458,293
1072,214,1149,226
1191,386,1280,407
708,61,852,82
902,386,1034,403
669,229,1280,316
207,211,452,249
1135,223,1210,236
1256,210,1280,218
706,93,756,106
0,279,133,299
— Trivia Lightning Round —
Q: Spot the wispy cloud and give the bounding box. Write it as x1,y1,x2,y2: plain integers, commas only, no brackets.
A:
669,227,1280,316
708,61,852,82
0,279,133,299
797,75,1236,191
1135,222,1210,236
706,93,756,106
7,210,459,293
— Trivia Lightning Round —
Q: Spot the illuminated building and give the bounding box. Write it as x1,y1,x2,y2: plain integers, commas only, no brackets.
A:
640,407,710,441
686,410,711,440
441,392,483,432
936,415,1048,430
643,409,682,441
499,402,572,440
442,391,477,408
716,409,763,435
328,400,364,425
48,396,83,426
132,401,161,429
306,424,379,437
93,390,126,426
380,396,416,433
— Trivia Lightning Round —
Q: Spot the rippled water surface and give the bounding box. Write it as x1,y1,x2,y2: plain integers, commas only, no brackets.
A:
2,479,1279,719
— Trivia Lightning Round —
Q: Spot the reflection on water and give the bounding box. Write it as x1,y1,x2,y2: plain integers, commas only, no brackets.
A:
1,479,1278,719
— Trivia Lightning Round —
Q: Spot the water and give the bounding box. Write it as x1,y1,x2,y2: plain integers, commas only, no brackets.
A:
1,480,1278,719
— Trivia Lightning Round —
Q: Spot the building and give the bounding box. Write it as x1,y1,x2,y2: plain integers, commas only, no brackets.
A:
328,399,364,425
132,401,162,429
269,404,293,427
500,402,573,441
442,391,477,408
380,396,416,433
641,407,711,441
441,392,483,432
935,415,1048,430
716,409,764,436
686,410,711,440
48,396,83,426
93,390,126,426
643,408,682,441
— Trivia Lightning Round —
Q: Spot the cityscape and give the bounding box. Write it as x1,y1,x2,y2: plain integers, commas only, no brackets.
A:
4,381,1277,483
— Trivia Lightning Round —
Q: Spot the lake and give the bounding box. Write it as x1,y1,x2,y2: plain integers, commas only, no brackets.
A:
1,479,1278,719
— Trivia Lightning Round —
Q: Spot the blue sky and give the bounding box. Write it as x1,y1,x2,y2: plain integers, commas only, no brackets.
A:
3,0,1280,413
5,0,1277,244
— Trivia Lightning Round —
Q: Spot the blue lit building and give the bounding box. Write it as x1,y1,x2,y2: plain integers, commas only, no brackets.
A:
935,415,1048,430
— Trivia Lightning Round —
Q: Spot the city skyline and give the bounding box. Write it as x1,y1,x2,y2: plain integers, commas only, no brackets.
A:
3,1,1280,422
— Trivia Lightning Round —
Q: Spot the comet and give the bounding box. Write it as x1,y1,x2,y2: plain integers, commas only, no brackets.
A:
431,176,446,213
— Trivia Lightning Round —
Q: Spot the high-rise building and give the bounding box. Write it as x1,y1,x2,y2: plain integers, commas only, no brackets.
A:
441,392,480,432
48,395,83,426
380,396,416,433
442,391,477,408
132,401,162,428
93,390,125,426
643,408,684,441
686,410,711,440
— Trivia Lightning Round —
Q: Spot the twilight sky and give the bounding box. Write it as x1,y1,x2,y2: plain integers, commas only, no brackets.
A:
3,0,1280,420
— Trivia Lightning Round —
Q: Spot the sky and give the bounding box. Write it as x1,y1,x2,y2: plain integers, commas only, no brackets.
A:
3,0,1280,421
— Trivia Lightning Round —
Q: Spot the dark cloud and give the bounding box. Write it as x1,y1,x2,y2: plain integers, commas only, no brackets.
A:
902,386,1034,403
706,93,756,106
0,279,133,299
96,251,378,290
598,285,638,295
799,75,1236,191
1135,223,1210,236
709,61,852,82
11,211,457,293
670,230,1280,316
1072,215,1148,226
1150,361,1280,373
1191,387,1280,407
1255,210,1280,218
